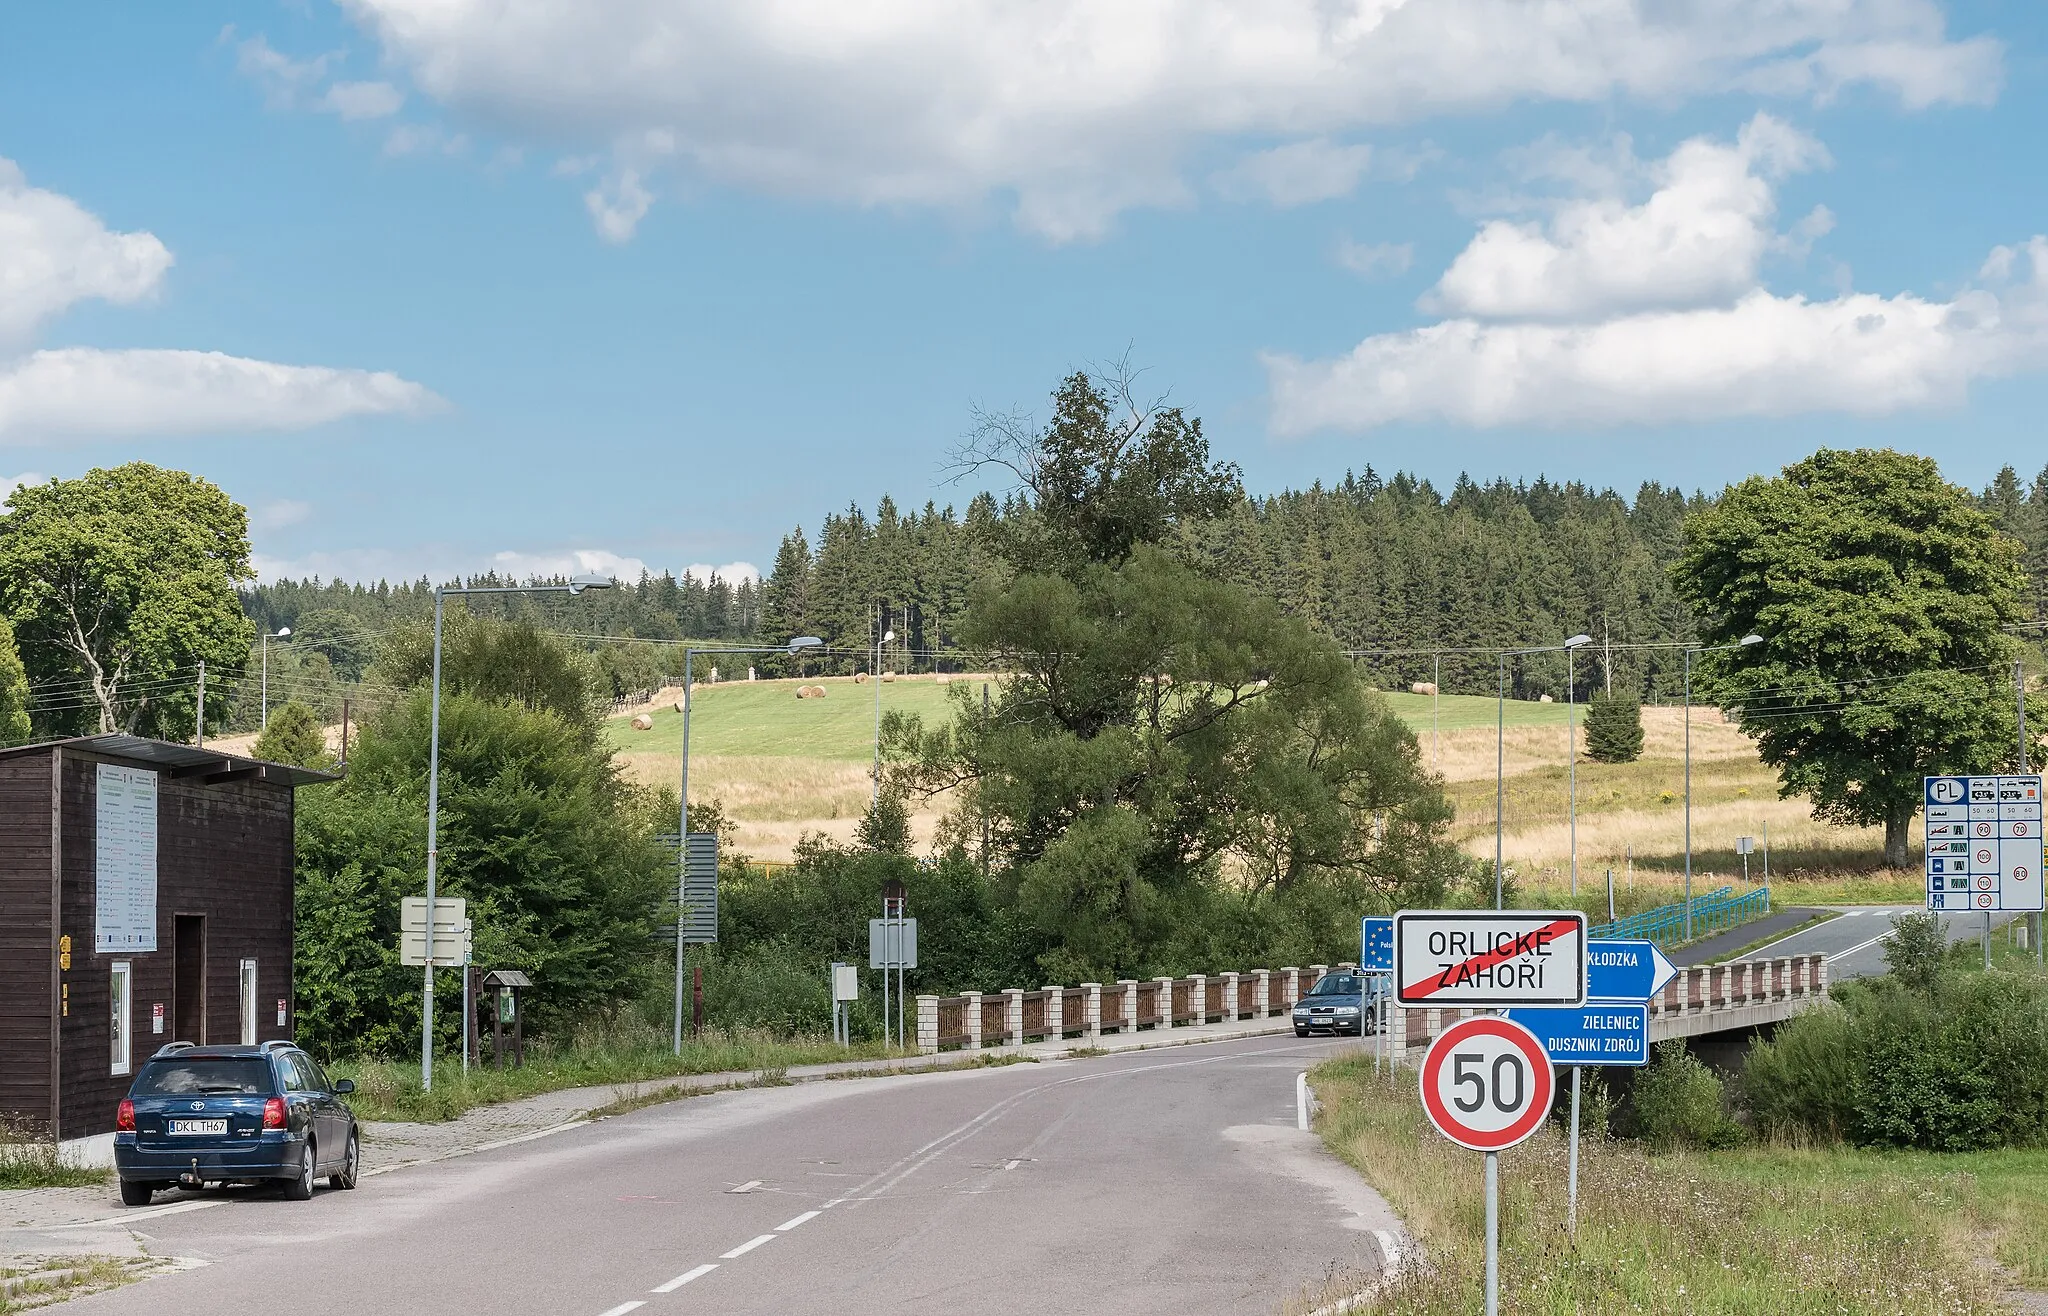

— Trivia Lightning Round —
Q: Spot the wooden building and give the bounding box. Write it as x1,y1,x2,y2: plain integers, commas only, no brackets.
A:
0,734,334,1154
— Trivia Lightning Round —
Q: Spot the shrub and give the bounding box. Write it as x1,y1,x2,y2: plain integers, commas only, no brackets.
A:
1743,970,2048,1150
1883,909,1946,993
254,698,328,767
1630,1041,1744,1148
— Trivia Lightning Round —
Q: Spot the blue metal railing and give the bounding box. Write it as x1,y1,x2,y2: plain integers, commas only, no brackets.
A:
1587,886,1770,946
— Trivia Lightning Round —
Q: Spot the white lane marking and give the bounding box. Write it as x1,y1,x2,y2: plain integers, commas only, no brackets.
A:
1827,931,1894,962
46,1198,220,1228
1002,1158,1023,1171
1296,1071,1311,1131
721,1233,778,1259
652,1265,717,1292
727,1179,763,1194
1373,1228,1402,1270
596,1304,645,1316
1842,909,1864,917
775,1210,820,1231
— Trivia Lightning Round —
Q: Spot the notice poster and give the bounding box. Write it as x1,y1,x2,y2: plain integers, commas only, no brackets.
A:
95,764,159,952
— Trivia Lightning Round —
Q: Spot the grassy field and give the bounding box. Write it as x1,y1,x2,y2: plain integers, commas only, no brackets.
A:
1304,1053,2045,1314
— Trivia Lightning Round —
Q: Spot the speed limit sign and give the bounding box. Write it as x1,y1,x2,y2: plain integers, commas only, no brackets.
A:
1419,1016,1555,1152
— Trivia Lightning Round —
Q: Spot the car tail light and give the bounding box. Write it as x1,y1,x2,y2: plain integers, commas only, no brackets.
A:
116,1099,135,1131
263,1097,286,1129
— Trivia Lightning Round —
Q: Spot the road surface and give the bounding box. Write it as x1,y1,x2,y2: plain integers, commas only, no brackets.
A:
61,1034,1399,1316
1753,905,2029,981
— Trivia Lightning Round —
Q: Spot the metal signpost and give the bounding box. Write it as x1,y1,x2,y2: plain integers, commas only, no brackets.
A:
1737,834,1754,885
1361,917,1393,1072
868,913,917,1047
1925,775,2043,967
1394,911,1588,1009
1418,1016,1554,1316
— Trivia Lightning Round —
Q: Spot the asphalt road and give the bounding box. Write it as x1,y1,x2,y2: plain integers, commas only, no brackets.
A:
66,1034,1399,1316
1752,905,2029,981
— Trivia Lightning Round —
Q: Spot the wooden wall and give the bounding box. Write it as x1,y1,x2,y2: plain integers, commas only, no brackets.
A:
37,749,296,1140
0,753,56,1133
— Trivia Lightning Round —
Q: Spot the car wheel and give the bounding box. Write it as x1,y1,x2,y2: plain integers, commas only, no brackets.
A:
119,1179,154,1207
283,1139,316,1201
330,1129,360,1190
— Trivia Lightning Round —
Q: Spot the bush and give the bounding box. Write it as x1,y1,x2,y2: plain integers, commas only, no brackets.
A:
1743,969,2048,1150
1630,1041,1744,1148
1883,909,1946,992
254,698,328,767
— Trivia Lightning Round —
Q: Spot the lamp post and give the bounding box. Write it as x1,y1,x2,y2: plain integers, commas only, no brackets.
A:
1683,634,1764,939
260,627,291,729
672,635,825,1053
420,575,614,1092
1497,636,1593,909
872,626,894,805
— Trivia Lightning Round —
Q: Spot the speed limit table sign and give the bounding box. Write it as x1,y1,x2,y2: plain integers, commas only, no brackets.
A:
1419,1015,1555,1152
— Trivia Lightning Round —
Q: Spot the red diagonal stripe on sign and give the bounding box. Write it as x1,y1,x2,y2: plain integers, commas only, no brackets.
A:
1402,916,1582,1001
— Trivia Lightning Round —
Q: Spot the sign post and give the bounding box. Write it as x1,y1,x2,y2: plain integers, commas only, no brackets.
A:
1361,917,1393,1073
1418,1016,1554,1316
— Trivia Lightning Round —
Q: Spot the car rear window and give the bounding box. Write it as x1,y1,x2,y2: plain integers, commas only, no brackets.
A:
131,1058,274,1096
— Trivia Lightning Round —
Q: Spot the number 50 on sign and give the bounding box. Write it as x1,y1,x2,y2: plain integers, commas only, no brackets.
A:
1420,1016,1556,1152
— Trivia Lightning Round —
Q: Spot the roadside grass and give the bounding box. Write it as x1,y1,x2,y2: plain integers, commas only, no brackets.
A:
1310,1054,2024,1313
0,1128,109,1190
332,1024,902,1123
0,1256,150,1311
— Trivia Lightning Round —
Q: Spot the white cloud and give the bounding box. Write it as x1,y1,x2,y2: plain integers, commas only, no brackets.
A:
684,561,761,585
489,547,653,581
384,124,468,157
1336,238,1413,279
0,349,443,442
322,80,405,120
337,0,2000,240
1266,236,2048,432
0,157,172,349
1425,114,1830,321
1213,139,1373,208
254,499,313,531
584,171,653,244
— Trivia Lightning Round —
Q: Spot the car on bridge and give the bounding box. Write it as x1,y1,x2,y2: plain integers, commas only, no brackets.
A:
113,1041,360,1206
1292,970,1386,1037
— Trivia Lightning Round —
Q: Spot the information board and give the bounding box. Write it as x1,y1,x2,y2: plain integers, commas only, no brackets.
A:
1924,775,2043,913
94,764,159,953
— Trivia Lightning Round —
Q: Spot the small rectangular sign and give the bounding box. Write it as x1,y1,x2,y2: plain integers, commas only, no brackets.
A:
1395,911,1587,1007
401,897,468,934
399,929,471,966
1506,1003,1650,1067
832,963,859,1002
1361,917,1394,973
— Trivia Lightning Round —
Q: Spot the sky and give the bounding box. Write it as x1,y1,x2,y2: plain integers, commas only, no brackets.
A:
3,1,2046,587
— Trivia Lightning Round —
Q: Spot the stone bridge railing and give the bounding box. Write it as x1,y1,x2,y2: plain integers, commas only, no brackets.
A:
911,953,1832,1057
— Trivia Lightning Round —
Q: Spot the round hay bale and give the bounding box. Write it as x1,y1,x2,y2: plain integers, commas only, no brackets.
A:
1538,693,1554,703
1410,681,1439,696
854,672,869,683
630,714,654,731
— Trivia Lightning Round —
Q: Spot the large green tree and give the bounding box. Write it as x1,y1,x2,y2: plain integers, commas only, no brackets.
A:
1675,448,2034,867
0,465,253,738
0,615,30,746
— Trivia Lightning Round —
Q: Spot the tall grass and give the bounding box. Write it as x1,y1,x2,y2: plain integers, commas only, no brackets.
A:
330,1014,899,1123
1310,1054,2023,1313
0,1122,109,1189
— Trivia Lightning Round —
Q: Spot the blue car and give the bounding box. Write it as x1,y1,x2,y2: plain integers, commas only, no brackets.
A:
114,1041,360,1206
1291,971,1388,1037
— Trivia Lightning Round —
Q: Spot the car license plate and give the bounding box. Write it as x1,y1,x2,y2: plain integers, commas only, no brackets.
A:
168,1119,228,1136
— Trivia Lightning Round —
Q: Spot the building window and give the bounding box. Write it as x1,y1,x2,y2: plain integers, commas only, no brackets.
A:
110,962,132,1075
240,959,259,1044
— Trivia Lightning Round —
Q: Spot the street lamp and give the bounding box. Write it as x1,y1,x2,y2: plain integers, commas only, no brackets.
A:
672,634,825,1053
260,627,291,729
1684,634,1764,938
420,573,613,1092
1496,636,1593,910
872,627,894,805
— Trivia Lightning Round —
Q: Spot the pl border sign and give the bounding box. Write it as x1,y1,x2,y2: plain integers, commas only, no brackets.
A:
1924,775,2042,913
1395,911,1588,1007
1418,1016,1556,1152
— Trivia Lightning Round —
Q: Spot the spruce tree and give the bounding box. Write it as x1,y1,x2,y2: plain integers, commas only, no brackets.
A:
1583,692,1644,763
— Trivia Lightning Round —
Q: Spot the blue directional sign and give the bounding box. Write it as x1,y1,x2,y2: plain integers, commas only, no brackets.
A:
1506,1003,1651,1067
1361,917,1394,972
1584,939,1676,1001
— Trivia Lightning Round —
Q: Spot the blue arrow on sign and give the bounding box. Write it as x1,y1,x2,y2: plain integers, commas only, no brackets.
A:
1584,939,1677,1001
1506,1003,1651,1067
1360,917,1394,973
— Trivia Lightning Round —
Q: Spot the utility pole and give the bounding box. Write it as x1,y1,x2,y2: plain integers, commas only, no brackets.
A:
194,660,206,748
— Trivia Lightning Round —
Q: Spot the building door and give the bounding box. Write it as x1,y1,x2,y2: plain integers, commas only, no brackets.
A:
173,915,207,1044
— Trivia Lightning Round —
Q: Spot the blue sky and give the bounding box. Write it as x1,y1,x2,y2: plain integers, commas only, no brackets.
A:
2,1,2045,585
